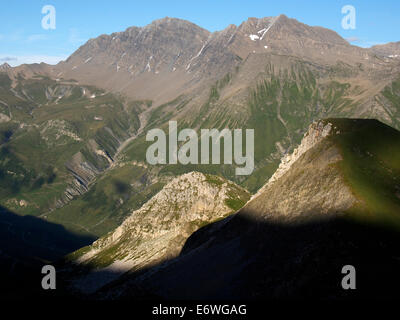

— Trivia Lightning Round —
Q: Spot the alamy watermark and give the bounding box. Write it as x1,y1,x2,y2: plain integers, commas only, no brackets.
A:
41,5,56,30
341,5,356,30
146,121,254,175
341,265,356,290
41,265,56,290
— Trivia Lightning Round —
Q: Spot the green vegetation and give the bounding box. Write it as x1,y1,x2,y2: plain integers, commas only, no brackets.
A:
122,63,359,193
46,164,164,236
241,64,354,191
0,76,146,227
326,119,400,230
381,77,400,129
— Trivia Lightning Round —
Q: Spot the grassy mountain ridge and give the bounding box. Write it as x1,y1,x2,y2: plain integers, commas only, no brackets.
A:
328,118,400,229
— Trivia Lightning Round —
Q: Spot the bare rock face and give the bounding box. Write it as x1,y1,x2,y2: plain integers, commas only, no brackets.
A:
67,17,211,75
227,14,351,59
260,121,334,189
0,63,11,71
55,17,241,104
46,15,391,105
66,171,249,293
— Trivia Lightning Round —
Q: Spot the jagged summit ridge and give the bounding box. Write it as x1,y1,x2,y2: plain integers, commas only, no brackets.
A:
3,14,392,107
0,63,11,71
252,120,335,200
269,121,334,184
61,13,357,72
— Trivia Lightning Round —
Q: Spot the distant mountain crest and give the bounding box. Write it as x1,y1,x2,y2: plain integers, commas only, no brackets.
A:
0,62,11,71
37,14,391,105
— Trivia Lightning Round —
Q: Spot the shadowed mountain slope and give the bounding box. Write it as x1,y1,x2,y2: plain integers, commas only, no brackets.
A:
0,205,95,300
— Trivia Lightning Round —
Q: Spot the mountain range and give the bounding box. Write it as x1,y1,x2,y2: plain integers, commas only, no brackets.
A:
1,14,400,300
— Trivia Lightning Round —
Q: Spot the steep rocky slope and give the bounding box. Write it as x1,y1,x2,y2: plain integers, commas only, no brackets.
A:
91,119,400,300
47,15,395,104
62,172,250,293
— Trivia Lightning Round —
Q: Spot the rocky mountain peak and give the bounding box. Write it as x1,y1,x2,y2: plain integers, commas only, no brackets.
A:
149,16,209,31
51,15,386,105
266,120,335,187
66,171,250,293
0,62,11,71
269,14,348,45
247,119,355,222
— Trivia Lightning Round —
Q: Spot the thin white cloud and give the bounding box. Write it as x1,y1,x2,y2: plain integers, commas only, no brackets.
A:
27,34,49,42
0,56,18,62
344,36,386,48
345,37,360,42
0,55,68,67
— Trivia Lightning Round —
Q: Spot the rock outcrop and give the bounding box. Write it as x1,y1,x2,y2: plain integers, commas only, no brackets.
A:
65,171,250,293
0,63,11,72
246,120,355,223
253,120,334,200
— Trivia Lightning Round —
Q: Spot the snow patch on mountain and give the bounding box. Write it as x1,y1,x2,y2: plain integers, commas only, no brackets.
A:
249,34,260,41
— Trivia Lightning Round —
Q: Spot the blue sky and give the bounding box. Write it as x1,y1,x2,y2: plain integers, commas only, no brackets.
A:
1,0,399,66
